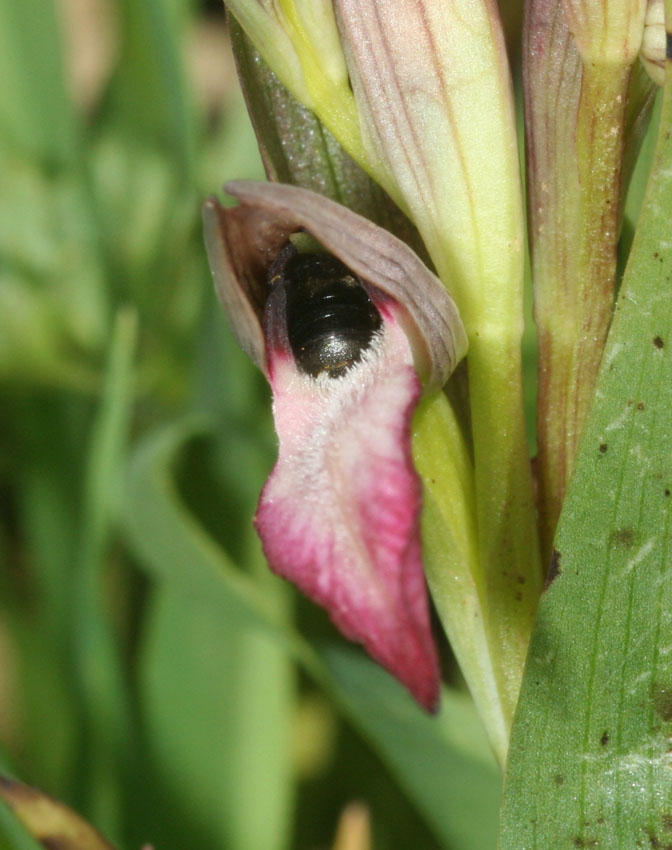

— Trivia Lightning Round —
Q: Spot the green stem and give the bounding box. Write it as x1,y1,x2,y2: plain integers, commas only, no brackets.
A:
468,332,543,730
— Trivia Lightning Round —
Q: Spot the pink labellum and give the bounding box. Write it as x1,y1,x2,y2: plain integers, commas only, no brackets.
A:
256,294,440,711
202,181,467,711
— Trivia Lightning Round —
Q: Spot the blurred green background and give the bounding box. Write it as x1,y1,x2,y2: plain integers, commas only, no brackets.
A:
0,2,502,849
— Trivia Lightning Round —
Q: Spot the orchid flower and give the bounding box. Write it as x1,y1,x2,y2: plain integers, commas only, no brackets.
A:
203,181,467,710
206,0,559,764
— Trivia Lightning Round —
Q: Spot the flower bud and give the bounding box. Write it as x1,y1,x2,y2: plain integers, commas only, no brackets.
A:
561,0,647,66
333,0,525,337
224,1,372,181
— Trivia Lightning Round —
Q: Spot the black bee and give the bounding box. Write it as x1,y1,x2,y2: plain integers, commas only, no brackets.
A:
268,243,383,378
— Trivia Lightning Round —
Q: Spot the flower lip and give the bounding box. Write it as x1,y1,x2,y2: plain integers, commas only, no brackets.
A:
202,180,467,391
257,280,441,710
202,180,461,710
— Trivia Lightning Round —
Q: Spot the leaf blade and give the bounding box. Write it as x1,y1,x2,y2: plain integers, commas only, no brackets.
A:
499,45,672,850
323,648,501,850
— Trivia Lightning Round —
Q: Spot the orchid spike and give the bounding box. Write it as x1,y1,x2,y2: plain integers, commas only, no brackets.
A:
203,181,467,709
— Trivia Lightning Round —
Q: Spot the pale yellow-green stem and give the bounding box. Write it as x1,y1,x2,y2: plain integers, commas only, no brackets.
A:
466,334,541,728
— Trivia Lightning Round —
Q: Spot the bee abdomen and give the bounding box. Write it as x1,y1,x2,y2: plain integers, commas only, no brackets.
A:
277,251,383,379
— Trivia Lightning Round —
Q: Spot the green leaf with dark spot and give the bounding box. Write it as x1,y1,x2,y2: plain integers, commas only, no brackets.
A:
499,50,672,850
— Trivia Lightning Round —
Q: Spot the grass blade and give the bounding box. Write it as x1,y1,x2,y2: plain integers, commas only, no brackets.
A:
0,0,76,166
324,648,501,850
71,308,138,841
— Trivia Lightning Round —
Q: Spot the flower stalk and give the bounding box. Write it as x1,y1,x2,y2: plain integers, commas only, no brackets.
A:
228,16,427,256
